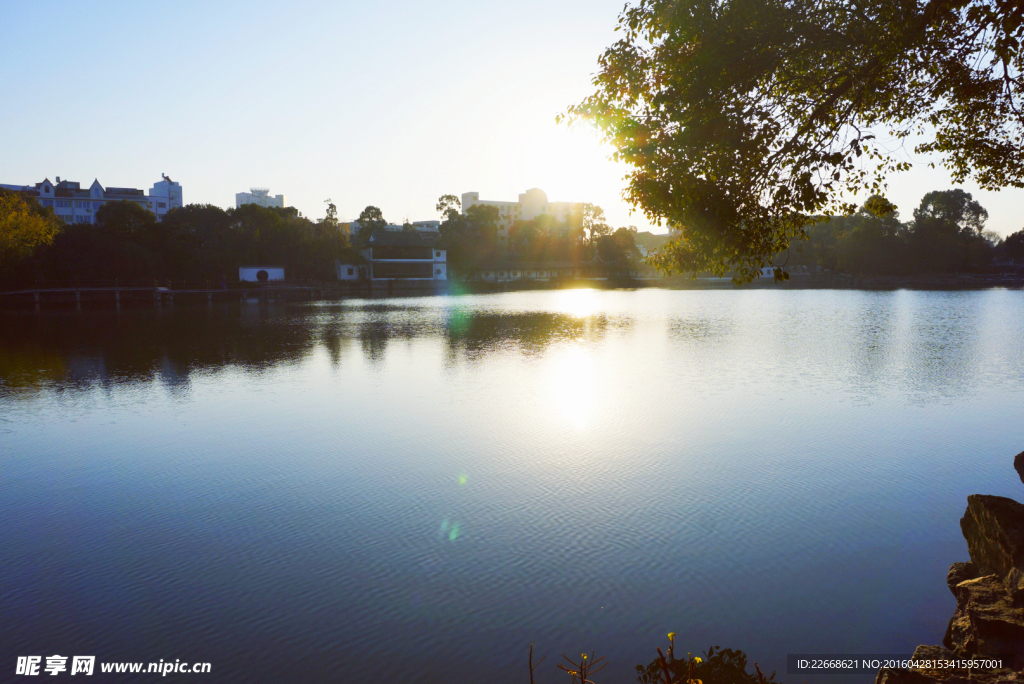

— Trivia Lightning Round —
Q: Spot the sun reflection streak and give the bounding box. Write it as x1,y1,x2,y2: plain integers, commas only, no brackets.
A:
548,344,596,429
555,288,600,319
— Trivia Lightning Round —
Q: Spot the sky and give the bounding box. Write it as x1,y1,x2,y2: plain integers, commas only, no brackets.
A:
1,0,1021,237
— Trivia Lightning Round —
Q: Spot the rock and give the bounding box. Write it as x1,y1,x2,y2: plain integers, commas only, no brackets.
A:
948,562,979,594
960,495,1024,597
1014,451,1024,485
943,574,1024,665
875,644,1021,684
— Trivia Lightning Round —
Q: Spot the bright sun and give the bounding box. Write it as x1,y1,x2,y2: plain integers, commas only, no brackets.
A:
477,108,647,231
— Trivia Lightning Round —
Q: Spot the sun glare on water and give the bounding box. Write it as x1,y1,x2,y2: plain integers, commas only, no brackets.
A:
555,288,600,319
547,345,596,430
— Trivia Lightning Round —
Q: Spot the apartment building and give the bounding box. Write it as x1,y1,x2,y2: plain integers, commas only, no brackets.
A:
0,174,183,223
461,188,574,241
236,187,286,209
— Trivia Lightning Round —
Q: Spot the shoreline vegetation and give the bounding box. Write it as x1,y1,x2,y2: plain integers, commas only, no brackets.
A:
2,189,1023,298
525,640,779,684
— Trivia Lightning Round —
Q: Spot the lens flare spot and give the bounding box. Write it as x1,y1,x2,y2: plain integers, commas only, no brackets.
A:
448,523,461,541
457,473,468,486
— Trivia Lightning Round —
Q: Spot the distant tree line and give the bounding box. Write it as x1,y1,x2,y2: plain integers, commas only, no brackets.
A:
432,194,643,278
0,191,353,286
783,190,1024,277
3,187,1022,288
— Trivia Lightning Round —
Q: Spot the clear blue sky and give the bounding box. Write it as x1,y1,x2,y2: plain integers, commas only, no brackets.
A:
1,0,1021,236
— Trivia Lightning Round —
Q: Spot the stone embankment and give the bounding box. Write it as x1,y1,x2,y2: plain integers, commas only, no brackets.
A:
876,452,1024,684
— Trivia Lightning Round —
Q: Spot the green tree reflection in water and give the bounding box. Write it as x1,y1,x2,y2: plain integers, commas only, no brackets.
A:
0,301,634,397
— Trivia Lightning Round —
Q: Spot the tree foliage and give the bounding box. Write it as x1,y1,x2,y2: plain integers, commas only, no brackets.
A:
0,190,62,273
322,200,339,229
567,0,1024,281
436,194,461,222
998,228,1024,261
437,200,500,276
434,194,644,277
913,188,988,234
355,206,386,243
636,645,777,684
7,202,351,285
597,226,644,274
789,189,1000,275
568,202,611,245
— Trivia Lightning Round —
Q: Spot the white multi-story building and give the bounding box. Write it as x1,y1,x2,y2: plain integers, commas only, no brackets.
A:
149,174,183,220
236,187,286,209
0,174,183,224
461,188,575,240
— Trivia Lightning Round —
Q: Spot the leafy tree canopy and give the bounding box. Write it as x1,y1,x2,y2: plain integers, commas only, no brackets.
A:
321,200,339,228
0,190,62,272
567,0,1024,281
464,204,500,228
436,194,461,222
95,200,157,240
998,229,1024,261
568,202,611,244
913,188,989,235
355,205,386,243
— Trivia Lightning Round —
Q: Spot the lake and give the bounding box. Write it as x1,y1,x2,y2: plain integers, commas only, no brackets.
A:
2,288,1024,683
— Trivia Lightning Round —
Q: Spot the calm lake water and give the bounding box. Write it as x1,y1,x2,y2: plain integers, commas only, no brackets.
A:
3,288,1024,683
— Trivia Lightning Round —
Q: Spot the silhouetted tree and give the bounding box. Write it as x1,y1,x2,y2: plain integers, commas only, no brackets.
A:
907,190,992,273
568,0,1024,280
436,194,461,221
355,206,386,243
997,230,1024,263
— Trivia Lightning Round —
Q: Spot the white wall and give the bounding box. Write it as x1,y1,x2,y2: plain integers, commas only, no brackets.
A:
239,266,285,282
335,262,360,280
150,179,183,220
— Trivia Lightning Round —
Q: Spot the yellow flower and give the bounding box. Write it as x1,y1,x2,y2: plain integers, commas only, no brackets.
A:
695,657,703,664
668,632,676,641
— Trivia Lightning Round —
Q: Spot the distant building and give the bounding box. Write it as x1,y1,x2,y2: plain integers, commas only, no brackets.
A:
149,174,183,220
0,174,183,223
239,266,285,283
361,231,446,282
476,261,582,282
633,231,670,257
236,187,286,209
404,220,441,235
462,188,575,241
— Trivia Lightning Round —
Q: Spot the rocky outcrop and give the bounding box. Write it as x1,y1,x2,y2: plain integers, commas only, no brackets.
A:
943,574,1024,662
876,465,1024,684
1012,451,1024,486
948,562,979,593
960,495,1024,599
